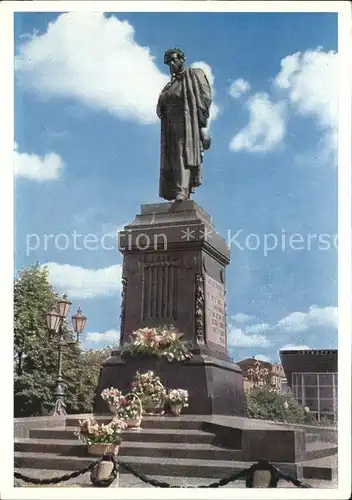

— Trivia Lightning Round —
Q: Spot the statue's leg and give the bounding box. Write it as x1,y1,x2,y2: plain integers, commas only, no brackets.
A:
166,110,190,201
189,166,202,194
172,138,190,201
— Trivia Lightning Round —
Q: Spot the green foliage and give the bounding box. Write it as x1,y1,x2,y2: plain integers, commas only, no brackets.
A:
14,264,111,416
245,387,317,425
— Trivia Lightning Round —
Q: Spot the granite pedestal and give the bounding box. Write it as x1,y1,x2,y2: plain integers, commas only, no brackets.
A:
94,201,245,416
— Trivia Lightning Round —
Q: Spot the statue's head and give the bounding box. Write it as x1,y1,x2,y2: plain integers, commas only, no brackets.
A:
164,48,185,75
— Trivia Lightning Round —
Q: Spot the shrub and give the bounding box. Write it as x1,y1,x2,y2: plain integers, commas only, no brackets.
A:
245,387,317,425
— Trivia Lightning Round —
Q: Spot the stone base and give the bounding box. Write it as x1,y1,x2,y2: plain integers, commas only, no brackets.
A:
94,352,246,417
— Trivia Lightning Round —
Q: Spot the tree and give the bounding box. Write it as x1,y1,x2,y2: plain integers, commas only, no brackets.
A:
14,264,61,416
63,347,113,414
14,264,112,416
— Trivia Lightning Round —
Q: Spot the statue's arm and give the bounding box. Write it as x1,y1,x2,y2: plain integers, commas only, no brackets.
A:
191,68,212,128
156,95,163,119
157,81,172,119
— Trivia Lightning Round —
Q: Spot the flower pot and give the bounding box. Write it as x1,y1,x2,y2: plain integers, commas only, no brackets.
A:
126,417,142,428
87,443,120,457
170,404,183,416
109,404,119,414
141,396,164,415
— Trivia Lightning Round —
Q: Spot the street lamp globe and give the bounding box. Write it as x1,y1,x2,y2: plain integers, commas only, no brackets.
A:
57,294,72,319
72,306,87,338
46,309,61,333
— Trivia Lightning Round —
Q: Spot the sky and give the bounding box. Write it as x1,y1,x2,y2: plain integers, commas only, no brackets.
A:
13,9,339,362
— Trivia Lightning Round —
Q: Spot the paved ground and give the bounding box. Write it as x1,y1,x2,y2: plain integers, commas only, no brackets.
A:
15,469,338,489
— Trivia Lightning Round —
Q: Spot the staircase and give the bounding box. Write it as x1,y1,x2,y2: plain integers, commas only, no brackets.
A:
14,415,337,481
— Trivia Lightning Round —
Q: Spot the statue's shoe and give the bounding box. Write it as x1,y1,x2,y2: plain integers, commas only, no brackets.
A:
175,194,187,201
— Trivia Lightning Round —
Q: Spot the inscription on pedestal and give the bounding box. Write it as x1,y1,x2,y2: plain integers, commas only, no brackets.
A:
204,274,226,347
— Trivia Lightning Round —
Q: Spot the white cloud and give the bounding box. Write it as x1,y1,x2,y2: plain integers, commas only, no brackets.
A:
229,93,286,153
280,344,311,351
275,48,338,161
15,13,168,125
277,305,338,333
228,327,270,348
230,313,255,324
229,78,251,99
229,49,337,161
254,354,271,362
191,61,220,125
43,262,122,299
275,49,337,129
14,143,64,181
245,323,270,335
84,329,120,347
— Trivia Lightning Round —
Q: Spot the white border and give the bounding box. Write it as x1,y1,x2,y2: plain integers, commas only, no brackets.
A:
1,1,351,499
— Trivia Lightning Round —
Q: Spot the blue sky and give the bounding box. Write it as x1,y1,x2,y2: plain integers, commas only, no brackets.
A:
14,10,338,362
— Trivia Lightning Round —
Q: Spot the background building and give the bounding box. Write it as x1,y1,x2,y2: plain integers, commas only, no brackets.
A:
279,349,338,423
237,357,287,393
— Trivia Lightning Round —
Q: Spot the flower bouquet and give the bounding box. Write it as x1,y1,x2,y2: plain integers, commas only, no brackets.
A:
131,370,167,415
114,393,143,429
121,326,192,363
75,416,127,456
167,389,189,416
101,387,123,413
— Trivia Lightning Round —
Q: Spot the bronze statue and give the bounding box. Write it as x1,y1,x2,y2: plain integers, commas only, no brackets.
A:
157,48,212,201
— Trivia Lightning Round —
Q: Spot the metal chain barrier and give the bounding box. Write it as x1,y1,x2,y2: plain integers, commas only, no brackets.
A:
117,458,248,487
14,458,101,486
274,466,313,488
117,458,312,488
14,455,313,488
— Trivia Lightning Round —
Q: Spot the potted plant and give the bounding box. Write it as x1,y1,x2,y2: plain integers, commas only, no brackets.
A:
75,417,127,456
167,389,189,416
115,393,143,429
131,370,167,415
121,326,192,363
101,387,123,413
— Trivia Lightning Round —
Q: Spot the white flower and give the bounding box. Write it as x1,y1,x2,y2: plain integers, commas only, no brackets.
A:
304,406,310,413
284,400,289,409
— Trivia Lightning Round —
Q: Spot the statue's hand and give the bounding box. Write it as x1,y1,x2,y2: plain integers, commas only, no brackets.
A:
200,128,211,150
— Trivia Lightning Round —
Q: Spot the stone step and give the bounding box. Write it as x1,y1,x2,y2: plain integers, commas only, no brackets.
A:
13,452,299,479
30,427,216,444
15,439,86,456
65,416,203,430
301,455,337,481
15,452,95,472
15,438,243,461
305,432,337,444
304,442,338,461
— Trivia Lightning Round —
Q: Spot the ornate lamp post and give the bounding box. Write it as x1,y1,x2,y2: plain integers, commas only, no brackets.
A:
46,294,87,416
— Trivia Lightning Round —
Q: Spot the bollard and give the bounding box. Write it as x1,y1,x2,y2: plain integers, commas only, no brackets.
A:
90,454,119,487
245,460,279,488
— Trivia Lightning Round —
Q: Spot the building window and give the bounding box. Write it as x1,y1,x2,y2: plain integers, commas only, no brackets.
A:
292,373,301,386
304,386,318,399
319,399,334,412
319,374,333,386
303,373,317,386
280,378,291,394
291,372,337,423
319,386,333,399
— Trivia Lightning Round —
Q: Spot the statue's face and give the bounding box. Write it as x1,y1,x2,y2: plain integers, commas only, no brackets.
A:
167,53,184,75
